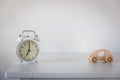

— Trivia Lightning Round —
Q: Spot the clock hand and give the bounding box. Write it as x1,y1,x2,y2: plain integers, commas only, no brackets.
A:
26,42,30,57
26,50,30,57
29,41,30,50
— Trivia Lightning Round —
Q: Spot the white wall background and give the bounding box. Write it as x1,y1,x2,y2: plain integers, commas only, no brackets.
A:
0,0,120,80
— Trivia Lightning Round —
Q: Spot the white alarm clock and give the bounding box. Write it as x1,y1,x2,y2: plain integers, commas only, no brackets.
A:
16,30,40,63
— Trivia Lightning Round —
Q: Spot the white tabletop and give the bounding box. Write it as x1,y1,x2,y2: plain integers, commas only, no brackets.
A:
5,53,120,79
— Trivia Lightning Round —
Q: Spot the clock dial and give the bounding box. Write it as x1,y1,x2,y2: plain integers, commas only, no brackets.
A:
18,40,39,61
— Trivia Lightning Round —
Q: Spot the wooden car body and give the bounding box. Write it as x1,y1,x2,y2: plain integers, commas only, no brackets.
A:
88,49,113,63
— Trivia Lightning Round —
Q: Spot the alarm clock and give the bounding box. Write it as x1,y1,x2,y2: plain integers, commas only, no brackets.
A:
88,49,113,63
16,30,40,63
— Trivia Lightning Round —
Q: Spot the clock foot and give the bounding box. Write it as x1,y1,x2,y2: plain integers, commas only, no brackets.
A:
20,60,23,63
35,60,38,63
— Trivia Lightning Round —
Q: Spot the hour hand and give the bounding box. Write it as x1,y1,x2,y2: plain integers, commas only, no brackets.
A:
26,50,29,57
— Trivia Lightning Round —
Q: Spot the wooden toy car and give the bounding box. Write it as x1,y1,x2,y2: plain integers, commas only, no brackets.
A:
88,49,113,63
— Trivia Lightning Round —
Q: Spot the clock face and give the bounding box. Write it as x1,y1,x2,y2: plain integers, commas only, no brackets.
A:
18,40,39,61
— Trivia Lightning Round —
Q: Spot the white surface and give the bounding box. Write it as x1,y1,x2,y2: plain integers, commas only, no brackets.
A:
1,0,120,80
5,53,120,79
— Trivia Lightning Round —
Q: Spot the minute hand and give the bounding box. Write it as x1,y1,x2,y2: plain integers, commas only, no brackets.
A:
26,42,30,57
29,42,30,50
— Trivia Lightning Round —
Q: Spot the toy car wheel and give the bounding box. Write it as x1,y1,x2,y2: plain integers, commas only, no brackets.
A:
105,56,113,63
91,57,97,63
